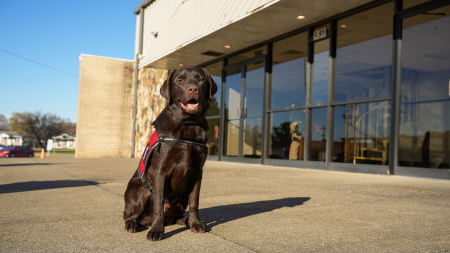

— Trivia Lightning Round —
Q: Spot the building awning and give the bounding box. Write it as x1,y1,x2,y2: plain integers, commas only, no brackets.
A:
139,0,374,70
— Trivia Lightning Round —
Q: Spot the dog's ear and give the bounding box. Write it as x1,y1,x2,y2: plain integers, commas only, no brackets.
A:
160,69,177,104
201,67,218,101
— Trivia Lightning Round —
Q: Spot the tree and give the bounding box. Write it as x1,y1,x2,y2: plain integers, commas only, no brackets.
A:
9,112,76,151
0,114,8,130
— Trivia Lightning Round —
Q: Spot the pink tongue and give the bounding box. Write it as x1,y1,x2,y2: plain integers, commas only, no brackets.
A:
188,103,198,109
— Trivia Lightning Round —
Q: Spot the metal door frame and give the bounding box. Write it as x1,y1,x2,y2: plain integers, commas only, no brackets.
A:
221,55,267,164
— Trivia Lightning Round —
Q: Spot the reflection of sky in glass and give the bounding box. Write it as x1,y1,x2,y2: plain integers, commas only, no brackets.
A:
272,58,306,109
224,70,241,118
245,67,265,118
399,14,450,168
335,35,392,102
312,51,329,104
401,15,450,137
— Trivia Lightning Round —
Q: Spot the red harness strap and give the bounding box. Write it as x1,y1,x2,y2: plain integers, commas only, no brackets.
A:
138,131,159,192
139,131,159,176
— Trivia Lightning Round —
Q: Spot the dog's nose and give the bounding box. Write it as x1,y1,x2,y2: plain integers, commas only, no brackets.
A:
187,86,199,94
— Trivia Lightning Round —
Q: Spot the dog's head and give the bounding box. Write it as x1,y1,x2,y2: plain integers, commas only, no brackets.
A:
160,67,218,115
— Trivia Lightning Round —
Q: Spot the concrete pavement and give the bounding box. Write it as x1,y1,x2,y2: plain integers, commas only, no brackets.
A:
0,158,449,252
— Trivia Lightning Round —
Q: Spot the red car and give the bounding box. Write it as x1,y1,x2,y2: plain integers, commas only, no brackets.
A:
0,146,35,158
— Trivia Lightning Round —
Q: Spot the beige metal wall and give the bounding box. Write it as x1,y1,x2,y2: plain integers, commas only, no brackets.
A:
137,0,275,66
134,0,184,56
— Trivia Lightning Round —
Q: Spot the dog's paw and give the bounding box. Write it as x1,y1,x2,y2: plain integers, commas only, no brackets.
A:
190,222,206,233
147,230,164,241
125,219,139,233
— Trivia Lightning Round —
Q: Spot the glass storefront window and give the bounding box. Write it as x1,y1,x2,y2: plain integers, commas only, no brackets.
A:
333,101,391,165
269,110,306,160
272,32,308,109
223,68,241,157
309,107,328,161
206,117,220,156
335,2,393,102
312,38,330,104
399,7,450,169
204,61,222,117
242,63,265,159
227,46,267,66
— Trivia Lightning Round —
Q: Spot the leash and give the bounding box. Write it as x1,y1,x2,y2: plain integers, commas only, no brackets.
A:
137,130,207,192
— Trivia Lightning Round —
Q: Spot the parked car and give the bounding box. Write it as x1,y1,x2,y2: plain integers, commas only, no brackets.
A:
0,146,34,158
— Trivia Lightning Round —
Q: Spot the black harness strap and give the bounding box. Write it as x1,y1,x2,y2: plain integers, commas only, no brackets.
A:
137,131,207,193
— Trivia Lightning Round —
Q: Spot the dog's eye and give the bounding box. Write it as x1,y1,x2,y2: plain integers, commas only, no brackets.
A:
177,79,183,84
199,77,205,82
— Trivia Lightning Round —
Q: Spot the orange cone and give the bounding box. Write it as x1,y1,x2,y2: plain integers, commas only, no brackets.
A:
40,148,45,159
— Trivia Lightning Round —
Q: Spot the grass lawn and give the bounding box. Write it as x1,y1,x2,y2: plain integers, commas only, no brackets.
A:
33,148,75,158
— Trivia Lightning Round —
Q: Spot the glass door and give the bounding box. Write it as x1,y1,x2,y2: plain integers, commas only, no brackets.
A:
222,56,266,163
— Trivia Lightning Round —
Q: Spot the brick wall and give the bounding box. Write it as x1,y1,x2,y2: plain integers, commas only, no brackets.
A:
76,54,134,158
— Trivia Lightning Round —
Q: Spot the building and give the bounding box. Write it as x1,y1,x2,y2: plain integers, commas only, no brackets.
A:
77,0,450,180
0,131,23,146
52,133,76,149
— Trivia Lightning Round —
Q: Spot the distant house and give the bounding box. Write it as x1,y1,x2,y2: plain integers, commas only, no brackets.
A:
52,133,76,149
0,131,23,146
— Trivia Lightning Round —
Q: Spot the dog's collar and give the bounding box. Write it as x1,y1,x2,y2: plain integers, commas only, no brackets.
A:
137,130,207,192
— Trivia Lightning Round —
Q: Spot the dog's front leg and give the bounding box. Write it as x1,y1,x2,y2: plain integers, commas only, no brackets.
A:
147,174,166,241
188,171,206,233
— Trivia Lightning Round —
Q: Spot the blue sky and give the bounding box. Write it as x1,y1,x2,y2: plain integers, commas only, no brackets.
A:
0,0,141,122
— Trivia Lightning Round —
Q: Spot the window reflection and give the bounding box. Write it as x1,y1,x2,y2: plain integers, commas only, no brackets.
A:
309,107,327,161
335,2,393,102
312,39,330,104
272,32,308,109
333,102,391,165
206,118,220,156
269,110,305,160
399,8,450,169
242,63,265,158
223,68,242,157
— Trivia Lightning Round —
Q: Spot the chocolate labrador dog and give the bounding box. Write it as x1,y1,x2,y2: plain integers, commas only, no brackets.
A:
123,67,218,241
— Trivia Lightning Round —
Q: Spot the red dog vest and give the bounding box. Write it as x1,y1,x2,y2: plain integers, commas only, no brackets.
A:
137,130,208,192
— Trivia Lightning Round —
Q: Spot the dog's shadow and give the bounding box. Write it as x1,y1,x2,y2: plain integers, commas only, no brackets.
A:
160,197,310,239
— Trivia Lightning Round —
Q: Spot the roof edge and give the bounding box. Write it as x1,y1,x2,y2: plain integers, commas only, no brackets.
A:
133,0,154,14
78,54,134,62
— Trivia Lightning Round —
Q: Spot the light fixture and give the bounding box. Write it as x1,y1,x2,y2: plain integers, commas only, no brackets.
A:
340,24,347,28
211,68,215,70
297,15,305,19
224,45,231,48
178,63,184,67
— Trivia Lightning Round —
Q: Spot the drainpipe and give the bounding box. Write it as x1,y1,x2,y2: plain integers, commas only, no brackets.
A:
131,7,144,158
